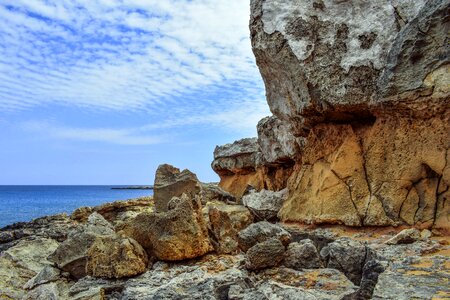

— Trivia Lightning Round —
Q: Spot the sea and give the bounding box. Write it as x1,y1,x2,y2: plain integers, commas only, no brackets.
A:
0,186,153,228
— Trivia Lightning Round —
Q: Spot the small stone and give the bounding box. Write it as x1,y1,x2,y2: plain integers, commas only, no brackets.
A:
245,238,285,270
385,228,421,245
238,221,291,252
283,239,322,270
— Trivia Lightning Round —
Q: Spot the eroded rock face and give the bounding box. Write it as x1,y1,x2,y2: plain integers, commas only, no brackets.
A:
250,0,449,133
122,194,211,261
283,239,323,270
153,164,201,212
212,138,294,198
279,115,450,231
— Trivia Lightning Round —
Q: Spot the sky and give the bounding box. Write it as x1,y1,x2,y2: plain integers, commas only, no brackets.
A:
0,0,269,184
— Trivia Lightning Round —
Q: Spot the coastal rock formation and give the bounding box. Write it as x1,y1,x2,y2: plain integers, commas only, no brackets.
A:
207,204,254,254
211,0,450,232
71,197,153,226
86,235,148,279
212,138,293,198
153,164,201,212
48,213,116,279
122,193,211,261
242,188,288,220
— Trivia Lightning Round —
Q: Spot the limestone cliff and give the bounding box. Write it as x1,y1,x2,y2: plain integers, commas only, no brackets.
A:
212,0,449,232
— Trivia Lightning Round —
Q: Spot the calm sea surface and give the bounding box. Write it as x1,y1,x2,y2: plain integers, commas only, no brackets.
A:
0,186,153,228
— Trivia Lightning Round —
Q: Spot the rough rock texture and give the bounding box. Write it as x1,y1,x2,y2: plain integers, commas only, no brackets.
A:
283,239,323,270
207,204,254,254
242,188,288,220
200,182,237,204
153,164,201,212
48,213,116,279
212,137,294,198
0,238,59,299
0,213,75,252
257,115,303,164
279,115,450,231
86,235,148,279
343,260,385,300
245,238,285,270
250,0,449,133
238,221,291,252
320,238,375,285
385,228,421,245
71,197,153,226
122,194,211,261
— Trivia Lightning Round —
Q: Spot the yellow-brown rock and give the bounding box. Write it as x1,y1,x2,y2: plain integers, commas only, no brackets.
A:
279,113,450,232
121,194,211,261
86,235,148,279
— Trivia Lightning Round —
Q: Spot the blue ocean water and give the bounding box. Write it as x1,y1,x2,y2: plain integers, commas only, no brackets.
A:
0,186,153,228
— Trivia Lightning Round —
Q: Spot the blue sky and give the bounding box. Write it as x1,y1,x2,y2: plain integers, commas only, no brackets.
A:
0,0,269,184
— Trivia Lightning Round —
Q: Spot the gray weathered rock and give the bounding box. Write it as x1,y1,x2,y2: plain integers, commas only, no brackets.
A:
242,188,288,220
153,164,201,212
24,265,61,290
257,115,303,164
48,213,115,279
245,238,286,270
341,260,385,300
212,137,263,175
320,238,375,285
200,182,236,204
238,221,291,252
283,239,323,270
250,0,449,134
385,228,421,245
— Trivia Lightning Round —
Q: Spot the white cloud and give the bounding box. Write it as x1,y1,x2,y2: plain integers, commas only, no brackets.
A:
22,121,166,145
0,0,267,133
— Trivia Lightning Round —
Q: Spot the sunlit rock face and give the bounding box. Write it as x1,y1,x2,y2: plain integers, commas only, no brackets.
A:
213,0,449,232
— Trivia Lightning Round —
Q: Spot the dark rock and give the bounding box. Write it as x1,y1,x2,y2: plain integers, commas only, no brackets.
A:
245,238,285,270
341,260,385,300
283,239,323,270
238,221,291,252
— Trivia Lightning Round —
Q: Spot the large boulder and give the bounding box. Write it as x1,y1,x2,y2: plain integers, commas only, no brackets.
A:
207,204,254,254
48,213,116,279
238,221,291,252
121,194,211,261
250,0,449,133
242,188,288,220
86,235,148,279
153,164,201,212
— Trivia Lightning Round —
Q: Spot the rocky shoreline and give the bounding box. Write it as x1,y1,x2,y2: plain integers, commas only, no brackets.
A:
1,0,449,299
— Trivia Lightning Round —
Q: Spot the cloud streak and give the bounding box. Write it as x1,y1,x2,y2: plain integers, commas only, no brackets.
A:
0,1,266,126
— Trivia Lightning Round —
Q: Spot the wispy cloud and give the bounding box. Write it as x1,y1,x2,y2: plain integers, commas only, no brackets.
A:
0,0,267,133
22,121,166,145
